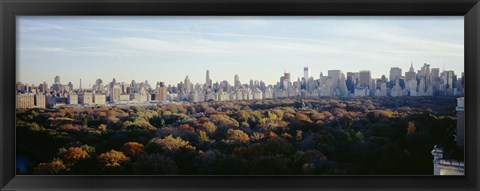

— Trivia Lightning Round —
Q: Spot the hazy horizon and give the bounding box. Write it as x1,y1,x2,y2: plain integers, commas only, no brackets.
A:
17,16,464,88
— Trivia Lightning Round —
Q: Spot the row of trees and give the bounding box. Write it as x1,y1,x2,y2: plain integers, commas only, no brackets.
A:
16,96,458,175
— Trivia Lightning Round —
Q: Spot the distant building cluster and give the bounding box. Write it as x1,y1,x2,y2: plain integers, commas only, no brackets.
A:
16,62,464,109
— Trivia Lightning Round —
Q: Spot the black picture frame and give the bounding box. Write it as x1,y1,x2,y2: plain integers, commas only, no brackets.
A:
1,0,479,190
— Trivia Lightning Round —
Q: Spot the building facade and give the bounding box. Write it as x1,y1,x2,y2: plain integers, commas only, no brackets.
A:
78,93,93,105
431,97,464,175
16,94,35,109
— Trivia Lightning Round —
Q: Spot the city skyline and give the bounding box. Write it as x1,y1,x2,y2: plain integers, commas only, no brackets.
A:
17,16,464,87
16,63,462,90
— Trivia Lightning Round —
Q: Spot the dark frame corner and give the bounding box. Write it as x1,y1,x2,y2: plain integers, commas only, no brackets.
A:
1,0,479,190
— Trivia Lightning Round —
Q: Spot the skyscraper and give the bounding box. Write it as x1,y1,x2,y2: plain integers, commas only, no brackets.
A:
206,70,212,89
67,82,73,92
359,70,371,88
109,78,117,91
420,63,431,83
79,78,82,91
339,73,348,96
184,76,192,93
328,70,341,90
110,84,121,102
405,63,416,82
95,78,104,93
431,68,440,86
156,82,167,101
280,70,291,89
234,74,241,89
39,82,48,93
52,76,61,92
54,75,60,84
346,72,358,93
389,67,402,83
441,70,455,89
283,70,291,82
303,67,309,81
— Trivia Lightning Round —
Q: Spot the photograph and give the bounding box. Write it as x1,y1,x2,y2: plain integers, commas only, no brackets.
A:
15,16,465,175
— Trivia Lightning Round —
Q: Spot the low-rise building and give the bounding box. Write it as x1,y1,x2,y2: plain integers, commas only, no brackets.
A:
67,94,78,104
78,93,93,105
130,93,148,103
354,86,368,97
93,94,106,105
263,88,273,99
252,88,262,100
119,94,130,101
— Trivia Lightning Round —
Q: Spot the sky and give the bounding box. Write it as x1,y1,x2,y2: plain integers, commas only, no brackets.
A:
17,16,464,88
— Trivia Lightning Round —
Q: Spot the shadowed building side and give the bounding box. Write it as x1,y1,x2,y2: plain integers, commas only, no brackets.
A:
432,97,464,175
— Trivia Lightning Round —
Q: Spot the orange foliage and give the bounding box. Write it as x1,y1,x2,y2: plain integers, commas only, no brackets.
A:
97,111,107,118
226,129,250,142
98,124,107,131
149,135,195,152
34,158,69,175
282,133,293,140
98,150,130,167
295,113,312,123
57,124,82,132
197,117,210,124
205,107,219,115
122,142,145,156
210,114,239,128
266,131,278,138
407,121,416,135
178,124,195,133
237,110,251,121
63,147,90,161
201,122,217,133
311,112,326,121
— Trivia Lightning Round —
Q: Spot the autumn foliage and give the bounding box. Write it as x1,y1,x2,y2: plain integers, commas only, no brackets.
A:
98,150,130,167
122,142,145,156
34,158,68,175
17,97,459,175
62,147,90,162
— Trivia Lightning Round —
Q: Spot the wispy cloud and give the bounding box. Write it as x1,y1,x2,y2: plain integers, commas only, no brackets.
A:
18,23,64,32
16,16,464,87
18,45,143,58
18,46,67,52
